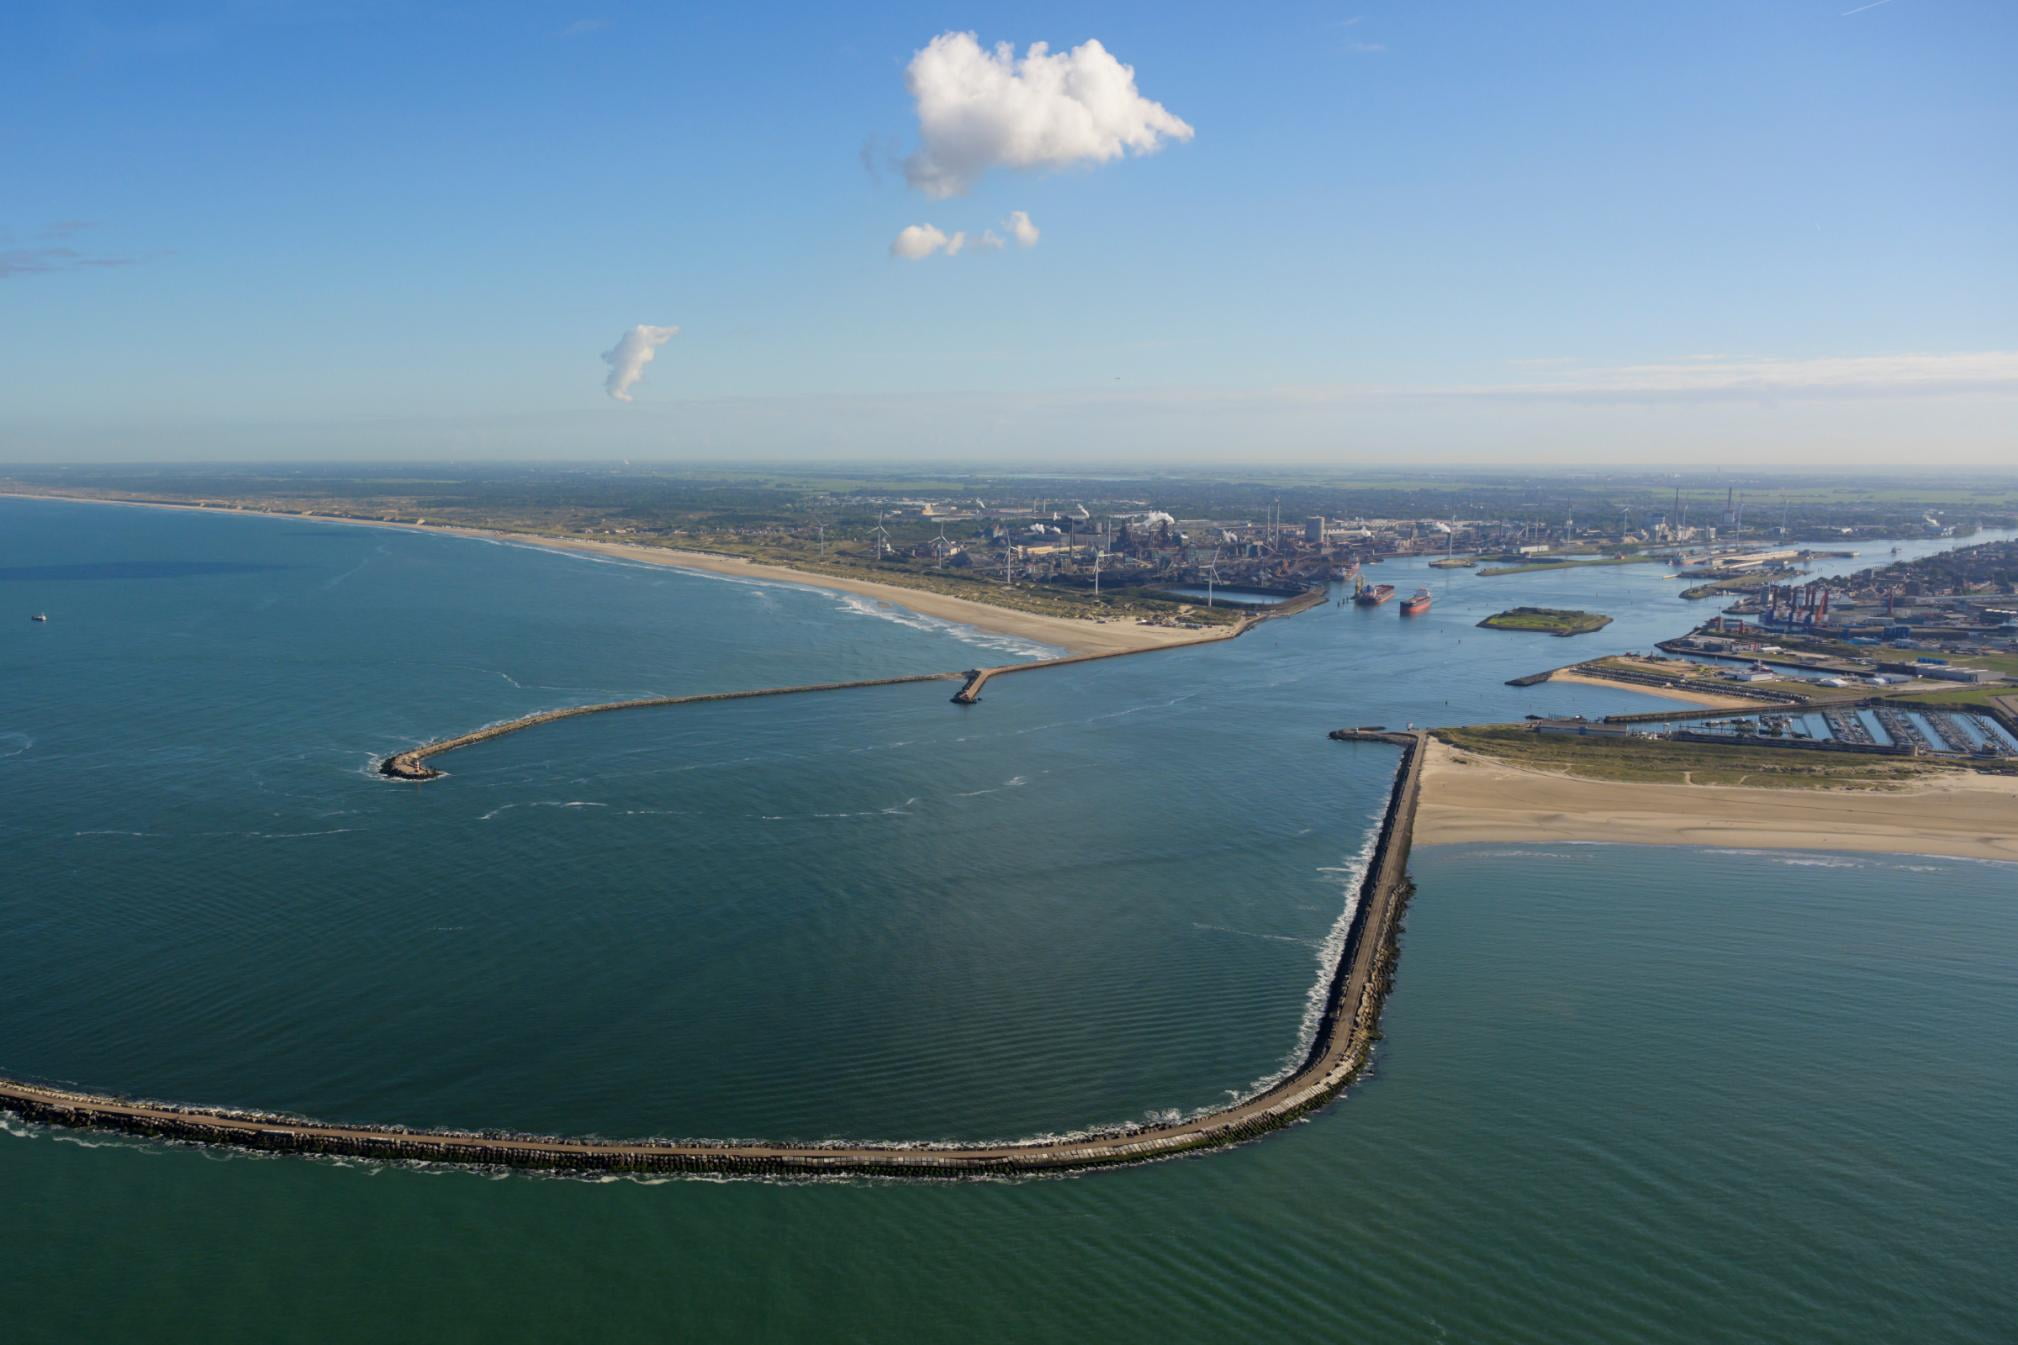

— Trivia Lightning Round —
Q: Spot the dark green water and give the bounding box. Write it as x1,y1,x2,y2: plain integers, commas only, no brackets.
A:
4,499,2015,1342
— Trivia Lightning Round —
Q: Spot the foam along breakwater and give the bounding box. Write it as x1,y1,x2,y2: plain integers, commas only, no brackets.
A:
951,641,1216,705
950,591,1324,704
4,733,1426,1178
380,674,961,780
385,595,1317,764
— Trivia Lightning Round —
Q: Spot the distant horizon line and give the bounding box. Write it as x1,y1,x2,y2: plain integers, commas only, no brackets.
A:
6,460,2018,483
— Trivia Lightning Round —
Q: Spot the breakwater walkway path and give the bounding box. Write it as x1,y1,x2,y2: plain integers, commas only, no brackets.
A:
3,732,1426,1178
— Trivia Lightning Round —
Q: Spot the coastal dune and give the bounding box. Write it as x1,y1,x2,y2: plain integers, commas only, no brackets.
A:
1417,738,2018,864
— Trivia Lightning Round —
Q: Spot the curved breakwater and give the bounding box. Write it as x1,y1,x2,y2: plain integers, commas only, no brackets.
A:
379,674,962,779
385,593,1323,772
3,732,1425,1178
9,586,1376,1175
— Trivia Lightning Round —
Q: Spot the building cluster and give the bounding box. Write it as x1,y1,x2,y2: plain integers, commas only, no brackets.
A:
844,498,1461,592
838,495,1701,596
1683,584,2015,688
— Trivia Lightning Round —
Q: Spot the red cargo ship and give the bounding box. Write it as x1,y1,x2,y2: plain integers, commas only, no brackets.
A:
1399,587,1432,616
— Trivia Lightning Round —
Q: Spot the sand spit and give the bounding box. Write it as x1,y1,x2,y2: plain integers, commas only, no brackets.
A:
1546,669,1773,710
1416,737,2018,864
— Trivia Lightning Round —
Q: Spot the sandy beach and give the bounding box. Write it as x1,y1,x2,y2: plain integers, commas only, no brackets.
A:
516,535,1242,657
1547,668,1770,710
1416,737,2018,864
1,492,1240,659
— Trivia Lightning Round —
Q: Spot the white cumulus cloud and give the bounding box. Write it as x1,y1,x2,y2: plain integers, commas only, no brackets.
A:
601,324,678,402
890,212,1040,261
903,32,1193,198
891,209,1045,261
891,223,964,260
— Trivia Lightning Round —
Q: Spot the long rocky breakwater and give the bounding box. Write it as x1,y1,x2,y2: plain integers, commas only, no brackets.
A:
380,674,963,779
2,731,1426,1178
384,592,1323,775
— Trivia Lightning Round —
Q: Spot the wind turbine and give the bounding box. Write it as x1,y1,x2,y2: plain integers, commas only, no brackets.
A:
874,511,892,558
932,517,952,568
1203,548,1221,608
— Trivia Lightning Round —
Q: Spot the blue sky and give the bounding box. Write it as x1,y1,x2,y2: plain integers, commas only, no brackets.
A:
3,0,2014,464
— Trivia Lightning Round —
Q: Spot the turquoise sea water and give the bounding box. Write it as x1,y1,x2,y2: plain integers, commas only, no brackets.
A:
4,498,2015,1342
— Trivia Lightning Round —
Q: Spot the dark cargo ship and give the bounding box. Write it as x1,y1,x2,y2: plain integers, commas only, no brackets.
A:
1352,576,1396,607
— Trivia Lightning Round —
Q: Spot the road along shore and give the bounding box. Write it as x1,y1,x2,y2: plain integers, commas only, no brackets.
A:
2,734,1426,1177
1415,736,2018,864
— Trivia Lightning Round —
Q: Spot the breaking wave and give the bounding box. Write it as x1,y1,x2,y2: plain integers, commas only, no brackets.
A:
829,593,1061,660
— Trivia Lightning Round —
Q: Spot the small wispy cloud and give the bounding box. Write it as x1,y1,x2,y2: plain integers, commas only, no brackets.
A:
1242,350,2018,406
601,324,678,401
0,246,139,280
1491,350,2018,400
1003,210,1039,247
559,17,608,37
1841,0,1895,13
891,223,963,260
891,212,1039,261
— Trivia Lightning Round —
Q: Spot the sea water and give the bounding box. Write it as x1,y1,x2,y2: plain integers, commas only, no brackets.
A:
4,497,2014,1342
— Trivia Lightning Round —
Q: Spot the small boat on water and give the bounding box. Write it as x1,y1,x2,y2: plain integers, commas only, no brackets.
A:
1399,587,1432,616
31,613,48,623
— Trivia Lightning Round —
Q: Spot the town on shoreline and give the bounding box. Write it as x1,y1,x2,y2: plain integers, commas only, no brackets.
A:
9,464,2015,653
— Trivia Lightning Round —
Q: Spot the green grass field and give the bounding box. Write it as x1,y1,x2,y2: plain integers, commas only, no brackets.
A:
1895,686,2018,708
1435,726,1977,789
1478,607,1613,635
